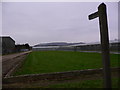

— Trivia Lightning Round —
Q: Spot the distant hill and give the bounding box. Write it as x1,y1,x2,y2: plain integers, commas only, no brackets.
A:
34,42,85,47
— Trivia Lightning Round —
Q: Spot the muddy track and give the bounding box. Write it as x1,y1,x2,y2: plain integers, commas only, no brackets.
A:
3,71,119,88
2,51,31,77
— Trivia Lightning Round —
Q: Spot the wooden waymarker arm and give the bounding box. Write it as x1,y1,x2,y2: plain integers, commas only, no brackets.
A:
88,11,98,20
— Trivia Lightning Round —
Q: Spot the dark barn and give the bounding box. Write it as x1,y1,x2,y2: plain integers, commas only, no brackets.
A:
0,36,15,55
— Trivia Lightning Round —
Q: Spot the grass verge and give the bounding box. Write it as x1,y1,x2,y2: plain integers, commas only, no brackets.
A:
13,51,119,76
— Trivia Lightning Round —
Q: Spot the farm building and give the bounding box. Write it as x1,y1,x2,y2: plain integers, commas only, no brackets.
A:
32,46,60,51
0,38,1,54
77,40,120,52
15,43,31,52
0,36,15,54
32,40,120,52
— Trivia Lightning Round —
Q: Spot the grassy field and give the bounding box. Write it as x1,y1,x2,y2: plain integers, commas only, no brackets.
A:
13,51,118,76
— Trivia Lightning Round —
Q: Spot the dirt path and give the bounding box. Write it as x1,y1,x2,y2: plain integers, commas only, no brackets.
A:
2,51,31,77
2,51,31,62
3,71,119,88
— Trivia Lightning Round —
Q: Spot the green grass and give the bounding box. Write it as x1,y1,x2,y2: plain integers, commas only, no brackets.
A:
44,77,119,88
13,51,119,76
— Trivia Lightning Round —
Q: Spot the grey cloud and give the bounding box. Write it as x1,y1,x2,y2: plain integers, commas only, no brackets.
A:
2,2,118,46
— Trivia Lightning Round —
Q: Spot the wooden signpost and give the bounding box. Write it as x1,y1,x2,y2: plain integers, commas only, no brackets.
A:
88,3,111,88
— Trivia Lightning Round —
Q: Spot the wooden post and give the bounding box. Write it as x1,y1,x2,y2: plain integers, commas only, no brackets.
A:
88,3,112,88
98,3,111,88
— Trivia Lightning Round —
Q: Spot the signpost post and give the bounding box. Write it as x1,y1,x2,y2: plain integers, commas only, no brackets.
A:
88,3,112,88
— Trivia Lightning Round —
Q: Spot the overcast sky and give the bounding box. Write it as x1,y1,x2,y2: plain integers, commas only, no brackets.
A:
1,2,118,46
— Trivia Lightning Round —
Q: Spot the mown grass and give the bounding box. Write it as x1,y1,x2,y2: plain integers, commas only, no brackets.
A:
13,51,119,76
